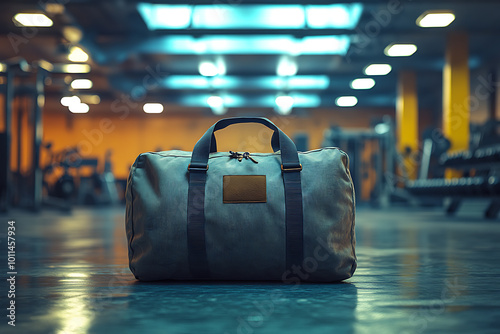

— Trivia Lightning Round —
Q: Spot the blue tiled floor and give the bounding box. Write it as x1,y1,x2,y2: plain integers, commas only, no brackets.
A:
1,205,499,333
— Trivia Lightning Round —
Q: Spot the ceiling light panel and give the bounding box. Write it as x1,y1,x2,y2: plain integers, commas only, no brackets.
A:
350,78,375,90
138,4,363,30
143,103,164,114
306,4,363,29
59,64,91,73
198,62,219,76
207,96,227,115
275,95,294,115
364,64,392,76
384,44,417,57
417,11,455,28
137,4,192,30
69,103,89,114
192,5,305,29
68,46,89,62
181,94,320,108
336,96,358,107
61,96,80,107
13,13,53,27
277,57,298,77
162,75,330,90
71,79,93,89
138,35,350,55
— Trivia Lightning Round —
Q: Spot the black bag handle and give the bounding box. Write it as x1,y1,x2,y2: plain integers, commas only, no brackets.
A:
189,117,301,172
209,131,280,153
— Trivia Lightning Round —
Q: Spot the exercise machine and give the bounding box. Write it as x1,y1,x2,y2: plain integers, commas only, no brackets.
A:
322,116,397,207
41,143,80,210
0,58,50,212
76,150,120,205
407,121,500,218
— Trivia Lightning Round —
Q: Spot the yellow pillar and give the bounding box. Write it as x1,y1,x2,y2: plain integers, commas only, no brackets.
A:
443,32,470,178
396,71,419,180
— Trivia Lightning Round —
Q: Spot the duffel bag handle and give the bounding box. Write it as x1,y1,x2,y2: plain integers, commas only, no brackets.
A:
189,117,301,172
209,120,280,153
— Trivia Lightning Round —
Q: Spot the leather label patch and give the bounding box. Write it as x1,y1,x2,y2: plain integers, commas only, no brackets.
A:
223,175,266,203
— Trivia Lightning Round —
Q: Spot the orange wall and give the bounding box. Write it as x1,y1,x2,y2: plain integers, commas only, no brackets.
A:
40,107,395,179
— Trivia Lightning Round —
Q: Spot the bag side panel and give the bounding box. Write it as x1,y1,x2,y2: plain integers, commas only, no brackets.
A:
127,153,191,281
299,148,357,282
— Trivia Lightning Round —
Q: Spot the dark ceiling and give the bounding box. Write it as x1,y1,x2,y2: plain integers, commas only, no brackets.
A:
1,0,499,114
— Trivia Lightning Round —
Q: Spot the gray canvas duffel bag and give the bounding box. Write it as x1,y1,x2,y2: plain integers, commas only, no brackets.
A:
126,117,356,282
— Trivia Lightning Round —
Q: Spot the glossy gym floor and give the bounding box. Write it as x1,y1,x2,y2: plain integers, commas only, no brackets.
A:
1,204,499,334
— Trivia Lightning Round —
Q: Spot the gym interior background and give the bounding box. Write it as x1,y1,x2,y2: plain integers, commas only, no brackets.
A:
1,0,499,333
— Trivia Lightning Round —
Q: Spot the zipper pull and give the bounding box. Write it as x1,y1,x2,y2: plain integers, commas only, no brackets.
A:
242,152,258,164
229,151,258,164
229,151,243,162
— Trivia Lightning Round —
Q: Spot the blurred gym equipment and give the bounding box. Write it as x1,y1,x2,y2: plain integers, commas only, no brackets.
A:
322,116,396,207
407,120,500,218
0,58,50,212
76,152,119,206
41,143,78,211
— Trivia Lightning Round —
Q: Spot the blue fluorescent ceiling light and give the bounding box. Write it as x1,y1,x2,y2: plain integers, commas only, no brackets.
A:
305,4,363,29
164,76,210,89
137,3,192,29
192,5,305,29
293,94,321,107
275,95,295,115
138,3,363,30
257,94,321,108
277,57,298,77
207,95,224,108
182,94,244,108
163,76,330,90
137,35,350,55
181,94,320,108
286,76,330,89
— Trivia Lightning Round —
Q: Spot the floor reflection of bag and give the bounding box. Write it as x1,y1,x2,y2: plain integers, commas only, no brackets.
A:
126,117,356,282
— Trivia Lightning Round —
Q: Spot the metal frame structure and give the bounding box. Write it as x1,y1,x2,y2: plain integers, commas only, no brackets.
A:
0,59,48,212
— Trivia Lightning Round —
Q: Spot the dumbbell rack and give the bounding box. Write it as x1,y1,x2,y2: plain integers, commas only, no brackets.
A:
407,144,500,219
